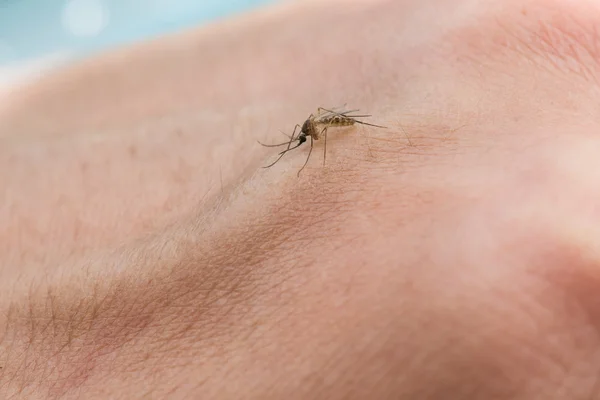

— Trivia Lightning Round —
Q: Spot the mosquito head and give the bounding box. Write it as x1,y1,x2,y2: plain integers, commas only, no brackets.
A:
301,119,311,135
298,135,307,145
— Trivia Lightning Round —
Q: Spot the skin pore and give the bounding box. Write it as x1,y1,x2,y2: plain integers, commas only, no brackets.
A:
3,0,600,398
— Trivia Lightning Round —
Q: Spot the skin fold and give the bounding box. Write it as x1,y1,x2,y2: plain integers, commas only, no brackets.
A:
3,0,600,398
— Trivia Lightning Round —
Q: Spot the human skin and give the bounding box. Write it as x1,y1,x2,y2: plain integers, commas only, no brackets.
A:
2,0,600,398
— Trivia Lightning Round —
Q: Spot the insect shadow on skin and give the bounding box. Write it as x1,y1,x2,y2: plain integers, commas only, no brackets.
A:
258,107,387,177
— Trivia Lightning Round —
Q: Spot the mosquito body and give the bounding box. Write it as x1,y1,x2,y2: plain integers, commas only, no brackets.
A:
259,107,386,176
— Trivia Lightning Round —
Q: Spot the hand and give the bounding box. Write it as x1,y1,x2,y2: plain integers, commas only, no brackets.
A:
2,0,600,398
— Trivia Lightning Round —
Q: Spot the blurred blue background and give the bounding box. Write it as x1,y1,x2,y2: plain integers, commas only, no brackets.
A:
0,0,278,66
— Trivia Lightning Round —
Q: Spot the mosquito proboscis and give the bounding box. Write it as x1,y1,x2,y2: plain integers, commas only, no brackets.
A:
258,106,387,176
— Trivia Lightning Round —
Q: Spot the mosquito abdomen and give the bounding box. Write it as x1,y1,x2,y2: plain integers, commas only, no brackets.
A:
322,115,355,126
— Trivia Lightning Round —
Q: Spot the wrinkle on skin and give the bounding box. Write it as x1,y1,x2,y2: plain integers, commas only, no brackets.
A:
401,0,600,141
0,0,489,274
446,0,600,86
3,121,588,399
0,115,466,398
6,0,600,399
0,162,375,397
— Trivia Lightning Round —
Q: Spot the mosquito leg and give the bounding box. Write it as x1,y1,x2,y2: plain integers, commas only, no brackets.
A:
354,120,388,129
257,124,301,148
317,108,383,127
277,124,300,141
297,136,313,177
318,107,360,118
318,107,339,117
333,103,348,112
262,139,304,169
284,124,302,150
262,152,288,169
318,104,348,115
261,129,305,169
257,140,294,148
317,107,333,115
359,123,375,158
322,127,328,167
278,139,304,156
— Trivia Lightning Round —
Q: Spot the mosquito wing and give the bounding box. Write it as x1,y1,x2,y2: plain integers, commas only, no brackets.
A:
314,107,364,123
316,106,387,129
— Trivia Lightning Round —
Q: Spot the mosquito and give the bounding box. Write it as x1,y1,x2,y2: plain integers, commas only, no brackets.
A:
258,107,387,177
